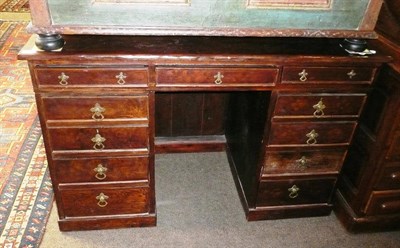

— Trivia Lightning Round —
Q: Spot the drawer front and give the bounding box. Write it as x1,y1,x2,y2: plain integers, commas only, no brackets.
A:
55,156,149,183
34,67,148,87
60,187,150,217
273,93,366,118
365,190,400,215
262,150,346,176
375,167,400,190
156,67,278,87
48,126,148,151
281,67,376,84
41,95,149,121
268,122,357,146
257,178,336,207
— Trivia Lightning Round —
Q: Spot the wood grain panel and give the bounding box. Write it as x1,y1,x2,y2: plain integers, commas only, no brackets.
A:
257,178,336,206
54,156,149,183
60,187,150,217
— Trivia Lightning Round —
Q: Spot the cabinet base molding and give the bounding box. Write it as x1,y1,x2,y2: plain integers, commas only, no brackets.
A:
334,191,400,233
58,214,157,231
247,205,333,221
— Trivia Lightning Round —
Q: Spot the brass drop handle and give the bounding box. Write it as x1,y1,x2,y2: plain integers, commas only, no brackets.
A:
296,156,309,170
214,72,224,85
298,69,308,82
313,98,326,118
91,129,106,150
90,103,105,120
347,70,357,79
58,72,69,85
116,72,127,85
306,129,319,145
94,164,108,180
288,185,300,199
96,193,109,207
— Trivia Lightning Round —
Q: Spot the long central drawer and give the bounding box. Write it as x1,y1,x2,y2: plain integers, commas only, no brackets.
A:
155,67,278,87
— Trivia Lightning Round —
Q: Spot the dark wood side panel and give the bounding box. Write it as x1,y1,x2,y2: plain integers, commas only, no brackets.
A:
226,91,270,208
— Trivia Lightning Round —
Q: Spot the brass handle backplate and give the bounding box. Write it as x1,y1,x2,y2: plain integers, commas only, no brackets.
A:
58,72,69,85
288,185,300,199
116,72,127,85
214,72,224,85
96,192,109,207
296,156,309,170
298,69,308,82
347,70,357,79
91,129,106,150
94,164,108,180
312,98,326,118
90,103,105,120
306,129,319,145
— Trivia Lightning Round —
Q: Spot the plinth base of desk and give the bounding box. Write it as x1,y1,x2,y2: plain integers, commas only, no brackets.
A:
334,191,400,233
58,214,157,231
246,205,333,221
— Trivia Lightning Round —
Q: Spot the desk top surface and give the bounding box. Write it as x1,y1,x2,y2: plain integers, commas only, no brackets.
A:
19,35,391,65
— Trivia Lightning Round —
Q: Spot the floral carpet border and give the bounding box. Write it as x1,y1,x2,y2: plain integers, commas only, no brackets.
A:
0,118,53,248
0,21,53,248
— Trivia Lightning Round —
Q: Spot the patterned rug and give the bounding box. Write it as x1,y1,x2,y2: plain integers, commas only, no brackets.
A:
0,0,29,12
0,0,30,21
0,21,53,248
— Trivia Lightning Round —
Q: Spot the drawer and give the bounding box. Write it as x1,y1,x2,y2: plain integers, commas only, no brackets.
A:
281,67,376,84
262,150,346,176
41,95,148,121
273,93,366,118
365,190,400,215
60,186,150,217
48,126,148,151
268,121,357,146
155,67,278,87
54,156,149,183
33,67,148,87
374,166,400,190
257,178,336,207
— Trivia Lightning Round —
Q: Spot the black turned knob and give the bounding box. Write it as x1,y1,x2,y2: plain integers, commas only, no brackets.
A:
341,39,367,53
35,34,65,51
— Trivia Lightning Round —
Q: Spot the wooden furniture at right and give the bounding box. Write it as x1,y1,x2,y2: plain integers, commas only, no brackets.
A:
334,0,400,232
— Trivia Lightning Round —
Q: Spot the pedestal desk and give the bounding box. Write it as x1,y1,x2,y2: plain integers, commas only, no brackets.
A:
19,36,390,231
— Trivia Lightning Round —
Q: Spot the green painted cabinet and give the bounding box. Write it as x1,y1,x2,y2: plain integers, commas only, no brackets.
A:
29,0,383,38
